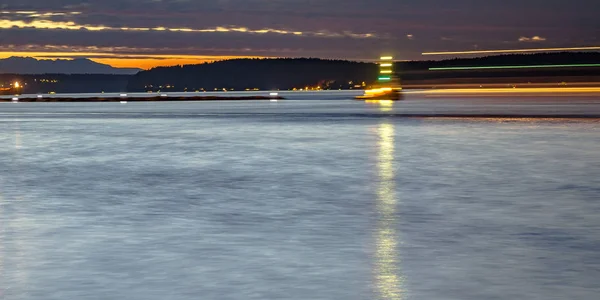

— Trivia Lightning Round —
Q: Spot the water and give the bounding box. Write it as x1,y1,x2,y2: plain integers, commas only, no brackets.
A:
1,99,600,299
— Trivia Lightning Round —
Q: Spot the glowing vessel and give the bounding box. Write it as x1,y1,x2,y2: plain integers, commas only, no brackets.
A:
355,87,402,101
356,56,403,101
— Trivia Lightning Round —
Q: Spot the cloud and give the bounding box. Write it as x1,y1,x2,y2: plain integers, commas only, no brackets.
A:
0,44,307,56
0,25,393,60
518,35,547,42
0,11,378,39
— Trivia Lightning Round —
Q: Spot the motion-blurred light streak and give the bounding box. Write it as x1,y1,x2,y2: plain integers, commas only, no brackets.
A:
422,46,600,56
404,87,600,95
429,64,600,71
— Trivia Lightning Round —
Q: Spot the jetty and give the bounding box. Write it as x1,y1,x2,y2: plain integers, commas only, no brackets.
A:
1,94,284,103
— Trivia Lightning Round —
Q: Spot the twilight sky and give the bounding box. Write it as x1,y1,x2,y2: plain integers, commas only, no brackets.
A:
0,0,598,69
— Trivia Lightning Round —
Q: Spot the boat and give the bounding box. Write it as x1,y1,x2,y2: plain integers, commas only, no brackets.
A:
355,87,402,101
355,55,404,101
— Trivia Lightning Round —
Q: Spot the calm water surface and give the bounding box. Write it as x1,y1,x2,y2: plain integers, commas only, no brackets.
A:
1,100,599,299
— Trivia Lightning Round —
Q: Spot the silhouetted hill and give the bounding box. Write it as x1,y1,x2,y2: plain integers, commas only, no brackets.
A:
0,57,141,75
127,53,600,91
128,58,377,91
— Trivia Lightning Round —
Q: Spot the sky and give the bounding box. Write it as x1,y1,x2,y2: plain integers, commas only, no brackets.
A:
0,0,598,69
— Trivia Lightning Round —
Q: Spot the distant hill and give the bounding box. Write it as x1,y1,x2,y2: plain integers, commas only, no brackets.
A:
127,53,600,92
128,58,378,92
0,57,141,75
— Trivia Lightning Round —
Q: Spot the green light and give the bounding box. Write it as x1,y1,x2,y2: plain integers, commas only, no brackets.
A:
429,63,600,71
378,76,391,81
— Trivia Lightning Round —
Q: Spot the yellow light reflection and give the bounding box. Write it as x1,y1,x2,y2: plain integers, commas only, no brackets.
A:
365,100,394,112
373,122,403,300
380,63,393,67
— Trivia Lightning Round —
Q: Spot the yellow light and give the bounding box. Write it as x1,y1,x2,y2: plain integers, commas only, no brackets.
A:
380,70,392,74
380,63,393,67
380,56,393,60
422,46,600,56
14,81,20,88
364,87,394,96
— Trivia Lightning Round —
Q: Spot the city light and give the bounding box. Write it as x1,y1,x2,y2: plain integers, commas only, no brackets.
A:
380,56,393,60
380,63,393,67
14,81,20,88
422,46,600,56
378,76,391,81
380,70,393,74
429,63,600,71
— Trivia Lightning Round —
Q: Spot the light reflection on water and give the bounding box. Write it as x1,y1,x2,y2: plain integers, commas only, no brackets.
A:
373,122,404,299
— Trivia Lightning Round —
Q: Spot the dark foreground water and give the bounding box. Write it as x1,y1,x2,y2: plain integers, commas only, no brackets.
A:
1,99,600,299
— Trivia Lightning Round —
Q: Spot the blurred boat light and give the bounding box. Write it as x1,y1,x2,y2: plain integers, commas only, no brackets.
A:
430,63,600,71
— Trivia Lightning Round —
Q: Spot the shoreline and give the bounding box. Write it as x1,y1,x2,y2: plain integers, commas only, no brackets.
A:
1,95,285,102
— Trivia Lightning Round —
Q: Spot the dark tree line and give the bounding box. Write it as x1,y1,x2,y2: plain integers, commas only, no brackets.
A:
127,58,378,92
